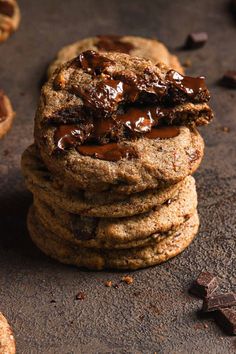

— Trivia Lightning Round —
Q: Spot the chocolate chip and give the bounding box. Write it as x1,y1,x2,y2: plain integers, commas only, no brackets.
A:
0,0,14,17
189,271,218,298
202,293,236,312
75,292,86,300
220,71,236,89
215,308,236,335
70,215,98,240
184,32,208,50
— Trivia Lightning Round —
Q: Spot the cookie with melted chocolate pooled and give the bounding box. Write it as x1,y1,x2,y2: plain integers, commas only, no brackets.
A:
32,175,197,249
0,0,20,42
27,206,199,270
35,50,210,193
48,35,184,77
0,90,15,138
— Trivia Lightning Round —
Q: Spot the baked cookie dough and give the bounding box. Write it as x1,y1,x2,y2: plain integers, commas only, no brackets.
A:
28,206,199,270
48,35,184,77
0,90,15,138
35,51,211,193
33,175,197,249
0,313,16,354
0,0,20,42
22,144,186,217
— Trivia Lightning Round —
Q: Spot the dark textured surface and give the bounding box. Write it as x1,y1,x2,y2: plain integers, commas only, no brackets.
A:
0,0,236,353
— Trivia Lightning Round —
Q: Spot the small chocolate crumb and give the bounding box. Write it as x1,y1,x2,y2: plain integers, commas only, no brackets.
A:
189,271,218,298
202,293,236,312
75,291,86,300
104,280,112,287
220,71,236,89
50,299,56,303
215,308,236,335
183,58,192,68
113,283,119,289
121,275,134,285
184,32,208,50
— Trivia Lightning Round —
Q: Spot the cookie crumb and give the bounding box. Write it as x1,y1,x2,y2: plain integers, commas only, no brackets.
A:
113,283,119,289
50,299,56,303
122,275,134,285
104,280,112,287
183,59,192,68
75,291,86,300
220,126,230,133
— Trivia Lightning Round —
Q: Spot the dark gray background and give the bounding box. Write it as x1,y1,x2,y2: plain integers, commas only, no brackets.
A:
0,0,236,353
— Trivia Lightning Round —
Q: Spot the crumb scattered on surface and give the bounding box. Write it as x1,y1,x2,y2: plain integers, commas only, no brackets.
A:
220,126,230,133
204,323,209,329
104,280,113,287
113,283,119,289
75,291,86,300
50,299,56,303
183,58,192,67
121,275,134,285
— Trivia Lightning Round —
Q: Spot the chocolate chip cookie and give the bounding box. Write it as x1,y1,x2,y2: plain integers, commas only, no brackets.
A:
35,51,212,193
0,90,15,138
0,313,16,354
0,0,20,42
48,35,183,77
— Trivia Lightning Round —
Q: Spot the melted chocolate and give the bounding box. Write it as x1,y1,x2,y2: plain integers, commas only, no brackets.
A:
78,143,138,162
145,126,180,139
166,70,207,99
73,50,114,75
96,35,135,54
0,92,7,122
54,124,92,149
0,0,14,17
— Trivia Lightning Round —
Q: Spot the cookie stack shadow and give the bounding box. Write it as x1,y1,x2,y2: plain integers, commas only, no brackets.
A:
21,47,213,270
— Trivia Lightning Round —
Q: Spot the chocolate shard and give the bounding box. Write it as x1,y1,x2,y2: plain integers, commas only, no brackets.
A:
202,293,236,312
215,308,236,335
220,71,236,89
184,32,208,50
189,271,218,298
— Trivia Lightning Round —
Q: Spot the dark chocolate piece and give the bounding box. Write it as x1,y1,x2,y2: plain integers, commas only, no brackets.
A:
221,71,236,89
215,308,236,335
202,293,236,312
96,35,134,54
71,215,97,240
0,0,14,17
184,32,208,49
75,292,86,300
189,272,218,298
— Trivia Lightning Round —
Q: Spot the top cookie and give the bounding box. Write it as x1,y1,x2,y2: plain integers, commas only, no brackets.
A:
48,35,184,77
0,0,20,42
35,51,212,193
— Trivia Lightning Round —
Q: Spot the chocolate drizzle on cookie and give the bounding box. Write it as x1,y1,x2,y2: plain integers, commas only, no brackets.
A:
51,50,213,161
96,35,135,54
0,0,14,17
0,91,8,122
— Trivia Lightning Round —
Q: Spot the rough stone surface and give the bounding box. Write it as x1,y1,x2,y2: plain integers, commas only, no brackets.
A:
0,0,235,353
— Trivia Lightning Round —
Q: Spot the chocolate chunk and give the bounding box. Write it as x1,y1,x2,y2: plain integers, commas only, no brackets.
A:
189,272,218,298
202,293,236,312
215,308,236,335
96,35,134,54
75,292,86,300
220,71,236,89
0,0,14,17
70,215,98,240
184,32,208,49
78,143,138,162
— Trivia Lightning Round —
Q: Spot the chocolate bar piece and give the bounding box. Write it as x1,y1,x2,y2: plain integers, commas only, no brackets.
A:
185,32,208,49
215,308,236,335
221,71,236,89
189,272,218,298
202,293,236,312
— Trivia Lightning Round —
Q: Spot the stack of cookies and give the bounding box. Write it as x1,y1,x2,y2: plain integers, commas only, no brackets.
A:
22,38,213,270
